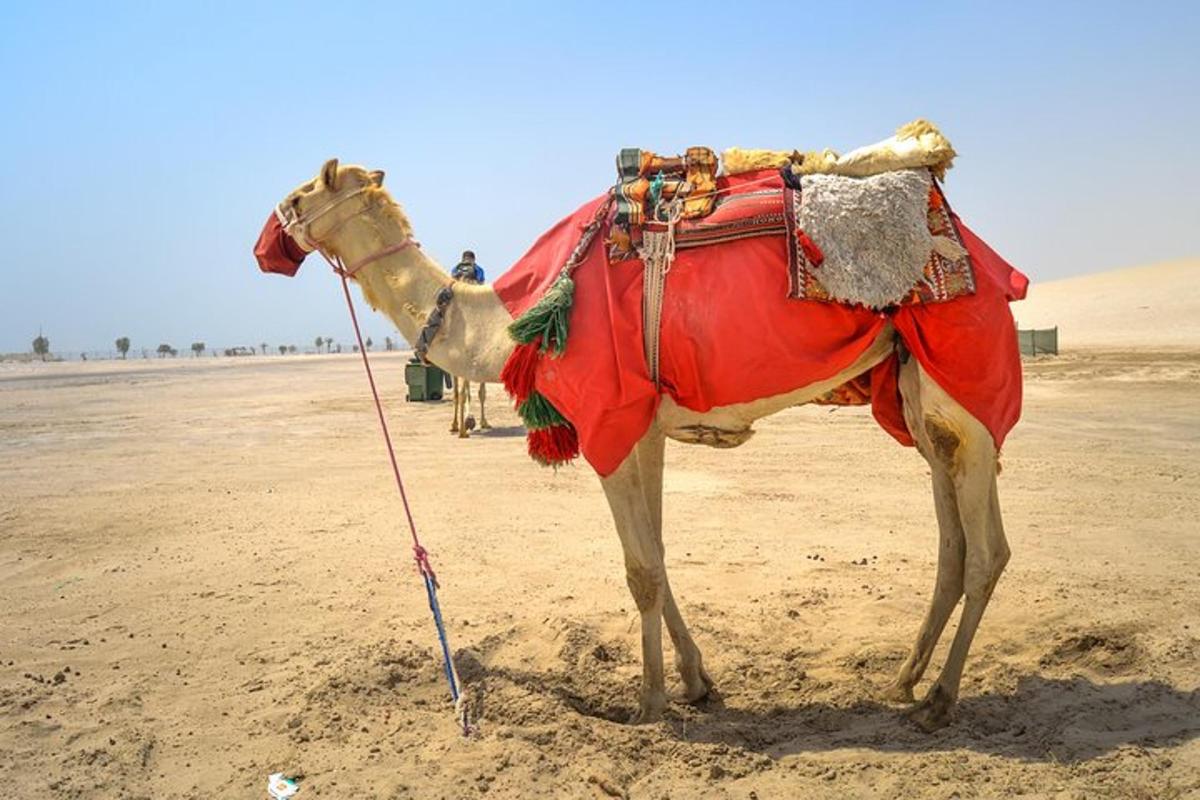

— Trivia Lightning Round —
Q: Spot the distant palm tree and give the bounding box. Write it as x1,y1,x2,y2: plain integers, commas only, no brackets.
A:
326,337,334,353
115,337,130,359
260,342,268,356
384,336,394,352
191,342,205,357
32,333,50,361
365,337,373,351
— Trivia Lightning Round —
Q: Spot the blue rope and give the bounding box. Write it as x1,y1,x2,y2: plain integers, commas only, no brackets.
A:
421,570,460,702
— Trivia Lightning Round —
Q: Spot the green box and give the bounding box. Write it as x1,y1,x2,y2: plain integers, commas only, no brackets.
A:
405,360,447,401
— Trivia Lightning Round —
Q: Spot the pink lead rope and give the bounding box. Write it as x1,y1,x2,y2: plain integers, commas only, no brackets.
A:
318,247,471,736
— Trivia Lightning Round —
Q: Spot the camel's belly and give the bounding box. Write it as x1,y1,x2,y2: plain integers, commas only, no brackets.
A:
656,324,895,448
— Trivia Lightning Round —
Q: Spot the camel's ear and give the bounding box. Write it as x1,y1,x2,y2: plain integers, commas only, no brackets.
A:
320,158,340,191
368,169,385,187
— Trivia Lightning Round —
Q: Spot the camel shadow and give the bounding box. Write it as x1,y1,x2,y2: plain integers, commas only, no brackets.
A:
457,648,1199,764
473,425,527,439
677,675,1200,763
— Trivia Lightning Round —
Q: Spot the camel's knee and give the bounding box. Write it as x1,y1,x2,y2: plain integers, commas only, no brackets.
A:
964,545,1008,602
923,416,963,474
625,563,664,613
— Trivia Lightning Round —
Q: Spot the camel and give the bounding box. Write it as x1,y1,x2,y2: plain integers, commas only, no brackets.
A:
265,158,1011,732
448,258,490,438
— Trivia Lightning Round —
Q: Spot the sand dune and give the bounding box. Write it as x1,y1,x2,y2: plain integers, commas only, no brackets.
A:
1015,258,1200,349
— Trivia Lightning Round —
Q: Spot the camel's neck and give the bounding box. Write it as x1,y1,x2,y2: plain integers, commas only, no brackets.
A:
325,201,514,382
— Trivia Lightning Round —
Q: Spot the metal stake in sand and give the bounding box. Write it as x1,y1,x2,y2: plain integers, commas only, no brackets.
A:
321,249,471,736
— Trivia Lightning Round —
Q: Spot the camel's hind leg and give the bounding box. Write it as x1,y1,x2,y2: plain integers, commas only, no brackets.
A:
882,467,965,703
478,382,491,429
459,378,473,438
894,360,1010,731
450,377,461,433
635,426,712,703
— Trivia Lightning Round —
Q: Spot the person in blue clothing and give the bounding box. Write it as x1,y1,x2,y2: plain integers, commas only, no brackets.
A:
451,250,485,284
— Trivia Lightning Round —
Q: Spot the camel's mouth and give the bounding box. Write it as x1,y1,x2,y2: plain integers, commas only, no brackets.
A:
254,209,309,277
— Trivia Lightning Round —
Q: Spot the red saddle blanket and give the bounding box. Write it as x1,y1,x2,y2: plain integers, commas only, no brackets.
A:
494,170,1028,476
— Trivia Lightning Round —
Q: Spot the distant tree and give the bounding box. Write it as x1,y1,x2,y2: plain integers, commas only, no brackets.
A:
327,337,333,353
353,344,360,353
32,333,50,361
191,342,205,357
384,336,394,352
156,343,172,358
336,344,342,354
365,337,373,351
314,336,324,353
170,347,178,357
260,342,268,356
115,337,130,359
288,345,297,354
278,344,287,355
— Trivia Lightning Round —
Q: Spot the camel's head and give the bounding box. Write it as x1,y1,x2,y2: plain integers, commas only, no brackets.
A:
255,158,387,277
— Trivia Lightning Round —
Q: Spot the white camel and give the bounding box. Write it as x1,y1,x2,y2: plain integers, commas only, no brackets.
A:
268,158,1010,731
447,253,490,438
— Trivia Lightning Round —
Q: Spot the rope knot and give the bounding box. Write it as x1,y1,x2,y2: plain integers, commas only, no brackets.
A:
413,544,438,587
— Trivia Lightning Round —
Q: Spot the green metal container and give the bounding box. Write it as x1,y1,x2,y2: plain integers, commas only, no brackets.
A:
405,360,447,401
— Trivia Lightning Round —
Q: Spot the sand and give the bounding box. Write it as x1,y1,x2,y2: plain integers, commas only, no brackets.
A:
2,267,1199,798
1014,259,1200,349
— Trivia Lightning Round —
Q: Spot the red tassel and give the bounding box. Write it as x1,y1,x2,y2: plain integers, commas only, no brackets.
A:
928,184,944,210
501,340,541,403
527,425,579,466
796,230,824,267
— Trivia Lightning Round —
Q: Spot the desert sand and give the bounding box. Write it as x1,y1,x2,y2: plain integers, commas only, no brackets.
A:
2,266,1199,798
1015,259,1200,349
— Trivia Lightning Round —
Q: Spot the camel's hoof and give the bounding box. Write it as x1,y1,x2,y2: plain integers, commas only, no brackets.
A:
907,685,955,732
449,425,459,434
879,680,915,705
628,694,666,725
479,421,492,430
681,664,715,704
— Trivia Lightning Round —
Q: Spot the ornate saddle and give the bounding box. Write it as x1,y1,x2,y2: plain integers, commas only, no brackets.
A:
608,146,718,259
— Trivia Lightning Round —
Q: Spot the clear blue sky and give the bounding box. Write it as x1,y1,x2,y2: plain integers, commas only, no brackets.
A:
1,1,1197,354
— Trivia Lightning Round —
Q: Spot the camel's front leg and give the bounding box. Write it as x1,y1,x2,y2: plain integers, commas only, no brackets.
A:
601,440,669,723
477,382,490,429
635,426,712,702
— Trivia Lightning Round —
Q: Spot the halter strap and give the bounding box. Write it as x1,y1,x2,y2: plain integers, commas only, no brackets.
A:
336,238,422,277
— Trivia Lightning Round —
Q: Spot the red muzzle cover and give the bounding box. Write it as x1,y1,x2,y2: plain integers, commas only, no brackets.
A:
254,211,310,277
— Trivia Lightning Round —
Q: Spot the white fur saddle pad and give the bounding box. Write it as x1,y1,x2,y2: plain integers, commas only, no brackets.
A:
785,169,972,309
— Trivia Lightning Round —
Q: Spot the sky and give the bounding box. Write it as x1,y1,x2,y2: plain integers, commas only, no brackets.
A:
1,1,1197,355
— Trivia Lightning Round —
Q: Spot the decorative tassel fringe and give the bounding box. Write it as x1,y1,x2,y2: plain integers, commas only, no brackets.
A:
508,273,575,355
500,340,541,404
796,230,824,267
527,425,579,466
517,390,568,430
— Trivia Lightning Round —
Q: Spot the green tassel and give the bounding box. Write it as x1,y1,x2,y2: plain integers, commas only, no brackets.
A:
508,272,574,356
518,390,568,430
